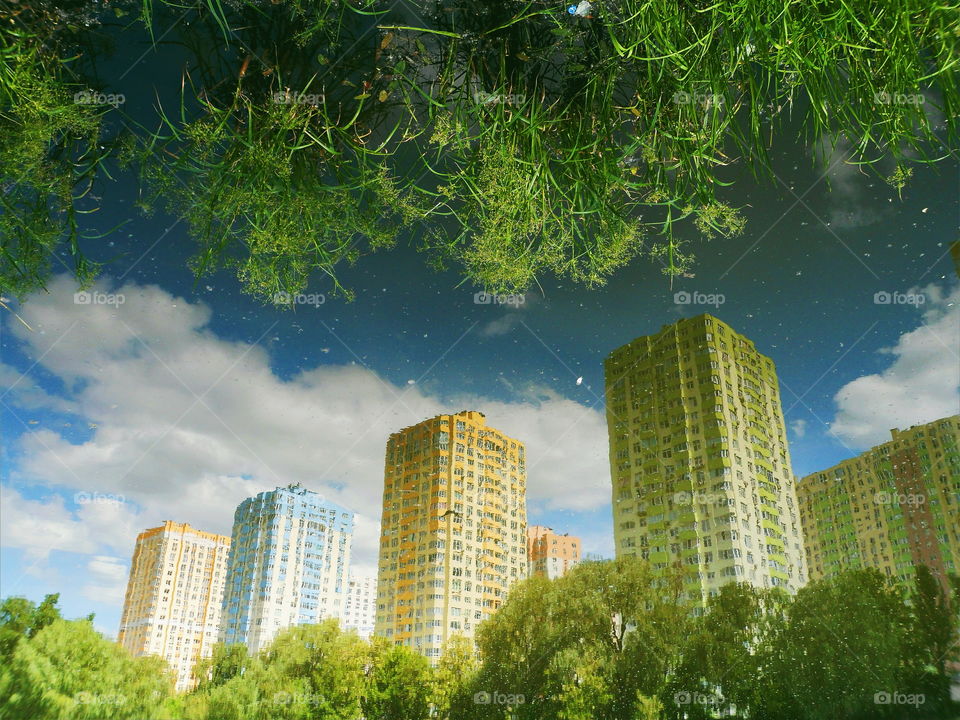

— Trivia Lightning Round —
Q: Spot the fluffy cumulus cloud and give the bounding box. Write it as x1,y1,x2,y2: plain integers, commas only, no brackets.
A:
830,282,960,449
1,275,611,604
0,486,138,560
83,556,130,606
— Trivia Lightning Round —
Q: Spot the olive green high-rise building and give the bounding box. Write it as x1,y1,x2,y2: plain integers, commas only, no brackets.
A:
798,415,960,585
604,314,807,606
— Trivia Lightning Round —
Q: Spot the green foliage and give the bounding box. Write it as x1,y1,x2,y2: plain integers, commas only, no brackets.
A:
122,0,430,304
192,642,250,689
757,569,912,719
184,619,370,720
0,593,63,661
663,568,960,720
465,557,690,720
667,583,788,719
127,90,426,304
261,620,368,719
0,7,109,300
407,0,956,290
432,635,479,719
362,638,433,720
2,0,958,300
3,566,959,720
901,566,959,716
0,617,171,720
424,104,648,293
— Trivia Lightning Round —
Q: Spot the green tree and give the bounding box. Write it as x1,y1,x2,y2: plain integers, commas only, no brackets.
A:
5,0,959,302
665,582,788,719
755,569,912,720
467,557,689,720
432,635,479,720
193,642,251,689
548,645,615,720
0,617,171,720
361,638,434,720
902,565,960,717
262,620,368,719
193,622,369,720
0,593,63,660
0,2,113,300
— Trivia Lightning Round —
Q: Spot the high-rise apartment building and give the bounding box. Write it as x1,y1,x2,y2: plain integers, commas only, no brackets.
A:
117,521,230,691
604,314,806,606
220,484,354,654
798,415,960,584
527,525,581,579
340,575,377,639
374,410,527,661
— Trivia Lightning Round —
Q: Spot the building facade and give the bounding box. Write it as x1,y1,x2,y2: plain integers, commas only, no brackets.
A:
340,575,377,639
220,484,354,654
604,314,807,606
798,415,960,584
375,410,527,662
117,521,230,691
527,525,581,579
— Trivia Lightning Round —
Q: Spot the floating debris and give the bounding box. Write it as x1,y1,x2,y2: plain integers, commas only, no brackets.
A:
567,0,593,17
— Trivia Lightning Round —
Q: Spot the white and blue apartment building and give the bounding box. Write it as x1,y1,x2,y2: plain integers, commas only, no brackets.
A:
219,484,354,653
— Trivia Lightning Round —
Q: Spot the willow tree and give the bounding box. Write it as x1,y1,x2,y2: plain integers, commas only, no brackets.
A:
2,0,957,301
0,1,116,299
383,0,957,291
125,0,430,304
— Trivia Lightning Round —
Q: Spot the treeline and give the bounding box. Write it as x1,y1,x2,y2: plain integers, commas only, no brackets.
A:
1,560,958,719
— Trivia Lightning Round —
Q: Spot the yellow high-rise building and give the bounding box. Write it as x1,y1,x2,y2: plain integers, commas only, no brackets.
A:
798,415,960,585
118,521,231,691
604,314,807,606
374,410,527,662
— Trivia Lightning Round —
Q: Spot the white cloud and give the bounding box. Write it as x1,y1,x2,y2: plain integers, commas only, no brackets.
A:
478,293,539,337
1,487,98,559
0,363,78,416
790,419,807,438
814,136,887,230
480,313,523,337
830,282,960,449
0,485,141,569
82,556,129,606
2,275,611,609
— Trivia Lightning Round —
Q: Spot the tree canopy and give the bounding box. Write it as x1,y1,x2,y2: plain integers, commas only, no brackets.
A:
1,562,957,719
